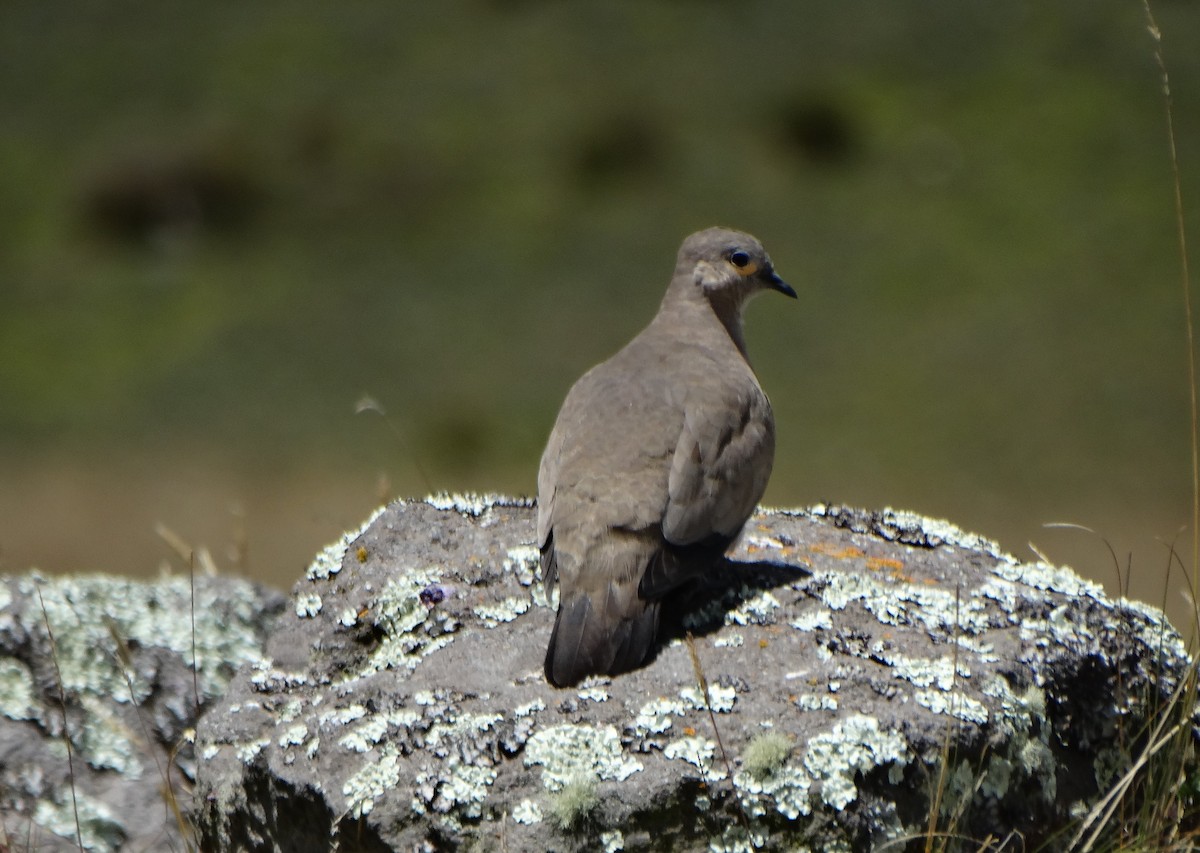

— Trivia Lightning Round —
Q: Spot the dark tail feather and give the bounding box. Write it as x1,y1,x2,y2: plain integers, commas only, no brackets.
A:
639,535,731,600
544,593,660,688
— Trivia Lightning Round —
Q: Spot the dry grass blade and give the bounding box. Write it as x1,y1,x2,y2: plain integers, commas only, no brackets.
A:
102,618,189,853
924,585,963,852
1069,720,1186,850
685,632,754,846
355,394,432,493
155,522,194,565
34,583,84,851
1142,0,1197,586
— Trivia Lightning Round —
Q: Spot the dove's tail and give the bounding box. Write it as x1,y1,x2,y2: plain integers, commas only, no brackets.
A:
542,530,663,687
544,588,660,688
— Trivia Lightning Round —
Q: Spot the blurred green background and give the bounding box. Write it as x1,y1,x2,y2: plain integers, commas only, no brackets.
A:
3,1,1199,626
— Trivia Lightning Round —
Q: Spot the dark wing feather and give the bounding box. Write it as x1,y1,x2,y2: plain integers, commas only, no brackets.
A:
663,385,776,546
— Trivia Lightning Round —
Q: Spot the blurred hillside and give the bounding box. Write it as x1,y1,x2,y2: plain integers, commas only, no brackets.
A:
2,1,1199,626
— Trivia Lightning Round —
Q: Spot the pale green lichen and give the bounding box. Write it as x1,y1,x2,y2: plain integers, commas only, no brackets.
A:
425,712,504,748
975,679,1056,802
344,741,401,817
474,596,530,627
634,696,687,735
794,693,838,712
247,658,309,692
726,589,782,626
16,573,264,704
235,737,270,763
338,709,420,752
880,653,971,691
709,824,769,853
8,571,268,808
877,507,1012,560
813,570,992,637
992,560,1104,598
803,715,909,810
1118,597,1189,665
577,684,610,703
502,546,541,587
77,695,142,775
424,492,532,517
525,724,642,792
306,505,386,580
935,759,981,819
358,568,457,674
913,689,989,725
412,758,497,822
790,608,833,632
512,798,543,824
681,682,737,713
295,592,322,618
343,706,509,824
980,753,1014,800
976,576,1022,615
601,829,625,852
34,794,124,853
276,723,309,749
664,735,720,780
318,704,367,727
0,658,35,719
734,760,812,820
514,698,545,717
531,580,557,609
950,635,999,663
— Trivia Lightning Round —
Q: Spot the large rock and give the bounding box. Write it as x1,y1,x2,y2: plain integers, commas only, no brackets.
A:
192,495,1194,851
0,572,285,851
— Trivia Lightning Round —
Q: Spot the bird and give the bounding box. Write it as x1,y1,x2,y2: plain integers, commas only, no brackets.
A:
538,226,795,687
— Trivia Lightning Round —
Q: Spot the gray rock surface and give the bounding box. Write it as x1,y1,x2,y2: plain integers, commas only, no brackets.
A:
192,495,1194,851
0,571,285,852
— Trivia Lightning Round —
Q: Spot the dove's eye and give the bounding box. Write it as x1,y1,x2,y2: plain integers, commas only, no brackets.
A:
727,249,758,276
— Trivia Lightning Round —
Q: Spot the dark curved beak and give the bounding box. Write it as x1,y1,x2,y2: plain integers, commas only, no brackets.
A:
764,269,797,299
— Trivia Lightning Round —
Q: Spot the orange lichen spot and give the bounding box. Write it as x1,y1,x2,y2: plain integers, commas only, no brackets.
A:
866,556,903,572
807,677,819,687
356,546,368,563
788,694,798,703
759,638,769,649
756,523,771,531
683,726,696,736
810,542,865,560
746,543,762,554
922,577,939,586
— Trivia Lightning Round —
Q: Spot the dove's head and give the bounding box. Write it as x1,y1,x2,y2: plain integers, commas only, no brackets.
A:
674,227,796,307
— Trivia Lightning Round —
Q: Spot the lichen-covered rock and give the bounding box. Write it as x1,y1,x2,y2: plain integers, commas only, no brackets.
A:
0,571,285,852
192,496,1194,851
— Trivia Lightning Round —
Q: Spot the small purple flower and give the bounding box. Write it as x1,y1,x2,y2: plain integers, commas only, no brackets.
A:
419,584,454,606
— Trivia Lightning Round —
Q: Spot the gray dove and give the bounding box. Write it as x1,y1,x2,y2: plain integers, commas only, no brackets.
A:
538,226,794,687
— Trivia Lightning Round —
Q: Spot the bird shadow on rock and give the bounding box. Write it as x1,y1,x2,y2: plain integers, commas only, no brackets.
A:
656,556,811,650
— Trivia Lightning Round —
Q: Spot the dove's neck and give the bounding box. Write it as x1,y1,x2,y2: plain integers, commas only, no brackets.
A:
660,282,749,360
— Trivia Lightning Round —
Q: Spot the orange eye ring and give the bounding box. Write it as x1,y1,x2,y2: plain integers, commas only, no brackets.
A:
728,249,759,277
